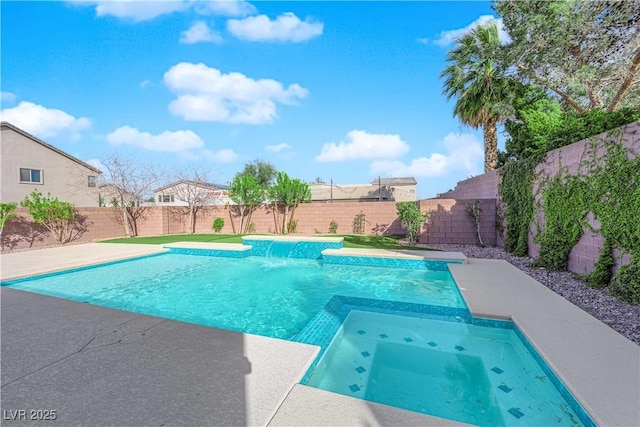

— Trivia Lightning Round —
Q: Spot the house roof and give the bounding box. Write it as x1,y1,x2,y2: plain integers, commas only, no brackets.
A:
154,180,229,193
370,177,417,185
1,121,102,174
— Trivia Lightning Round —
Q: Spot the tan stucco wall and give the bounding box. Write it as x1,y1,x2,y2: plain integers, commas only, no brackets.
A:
0,127,100,206
310,183,416,202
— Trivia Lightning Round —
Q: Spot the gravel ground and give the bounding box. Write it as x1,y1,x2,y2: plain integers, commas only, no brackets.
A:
424,244,640,346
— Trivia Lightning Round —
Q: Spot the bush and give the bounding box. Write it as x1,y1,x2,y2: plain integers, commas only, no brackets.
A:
329,220,338,234
212,217,224,233
396,202,425,246
21,190,76,244
608,259,640,306
288,219,298,233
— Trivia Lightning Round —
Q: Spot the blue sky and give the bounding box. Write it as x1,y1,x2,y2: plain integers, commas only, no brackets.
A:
1,1,506,198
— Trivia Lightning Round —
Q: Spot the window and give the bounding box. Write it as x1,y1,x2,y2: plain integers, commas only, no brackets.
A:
161,195,174,203
19,168,43,184
88,175,96,187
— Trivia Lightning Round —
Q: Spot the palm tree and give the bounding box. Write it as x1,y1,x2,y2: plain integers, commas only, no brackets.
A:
440,22,512,172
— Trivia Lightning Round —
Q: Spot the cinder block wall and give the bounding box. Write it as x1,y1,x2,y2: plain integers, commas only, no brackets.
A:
528,121,639,274
2,199,495,252
436,121,639,274
418,199,496,246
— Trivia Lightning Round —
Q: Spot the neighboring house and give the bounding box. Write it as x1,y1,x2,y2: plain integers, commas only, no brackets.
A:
154,180,232,206
0,122,101,206
98,184,143,207
309,177,417,202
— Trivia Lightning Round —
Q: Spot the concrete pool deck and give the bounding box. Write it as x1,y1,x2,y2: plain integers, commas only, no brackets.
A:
1,243,639,426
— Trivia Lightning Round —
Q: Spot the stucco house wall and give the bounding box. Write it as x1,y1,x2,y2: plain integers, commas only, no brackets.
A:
0,122,101,207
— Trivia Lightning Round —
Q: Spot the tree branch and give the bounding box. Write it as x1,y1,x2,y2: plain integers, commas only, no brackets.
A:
607,48,640,112
516,63,586,113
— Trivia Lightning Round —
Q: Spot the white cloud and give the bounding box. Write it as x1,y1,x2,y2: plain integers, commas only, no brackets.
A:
432,15,510,46
76,1,255,22
180,21,223,44
315,130,409,162
86,158,106,172
106,125,205,152
0,101,91,139
90,0,191,22
202,148,239,163
227,12,323,42
195,0,256,17
140,80,152,89
163,62,308,124
265,143,291,153
369,133,483,178
1,91,16,103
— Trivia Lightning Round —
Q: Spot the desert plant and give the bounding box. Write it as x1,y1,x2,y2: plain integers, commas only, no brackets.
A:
329,220,338,234
212,217,224,233
466,199,485,247
288,219,298,233
247,222,256,234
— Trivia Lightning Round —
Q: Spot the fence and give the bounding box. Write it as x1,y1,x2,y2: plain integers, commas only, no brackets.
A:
1,198,494,252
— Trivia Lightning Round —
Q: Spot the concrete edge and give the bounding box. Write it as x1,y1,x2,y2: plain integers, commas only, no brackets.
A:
242,235,344,243
163,242,251,251
322,247,467,263
0,247,169,282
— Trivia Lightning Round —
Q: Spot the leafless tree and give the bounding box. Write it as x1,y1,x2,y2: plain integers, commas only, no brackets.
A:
168,168,222,234
100,155,163,237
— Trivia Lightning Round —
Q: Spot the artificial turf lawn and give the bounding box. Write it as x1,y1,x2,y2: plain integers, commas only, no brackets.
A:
99,234,436,251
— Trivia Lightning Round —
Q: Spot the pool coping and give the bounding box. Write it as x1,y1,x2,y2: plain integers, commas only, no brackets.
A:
1,243,638,426
243,234,344,243
322,247,467,263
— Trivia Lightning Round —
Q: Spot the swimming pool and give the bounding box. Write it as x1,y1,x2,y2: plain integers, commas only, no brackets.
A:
1,251,465,339
296,296,595,427
1,242,596,426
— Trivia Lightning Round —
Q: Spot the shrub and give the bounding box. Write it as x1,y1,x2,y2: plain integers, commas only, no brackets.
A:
288,219,298,233
329,220,338,234
396,202,425,246
0,202,18,232
21,190,77,244
247,222,256,233
212,217,224,233
608,259,640,306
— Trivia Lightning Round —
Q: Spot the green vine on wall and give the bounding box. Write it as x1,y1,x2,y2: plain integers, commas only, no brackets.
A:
498,156,538,256
532,171,590,270
501,128,639,305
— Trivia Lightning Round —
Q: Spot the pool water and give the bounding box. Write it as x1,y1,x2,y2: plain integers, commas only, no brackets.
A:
2,253,465,339
305,310,588,427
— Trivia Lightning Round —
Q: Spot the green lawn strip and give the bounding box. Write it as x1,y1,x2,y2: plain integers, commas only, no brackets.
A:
99,234,243,244
98,233,438,251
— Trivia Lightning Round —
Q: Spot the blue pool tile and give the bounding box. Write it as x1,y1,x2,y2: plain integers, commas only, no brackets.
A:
379,333,388,339
403,337,413,342
507,408,524,419
357,330,366,335
498,385,513,393
361,351,371,358
491,367,504,374
349,384,361,393
355,366,366,374
427,341,437,347
455,345,465,351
